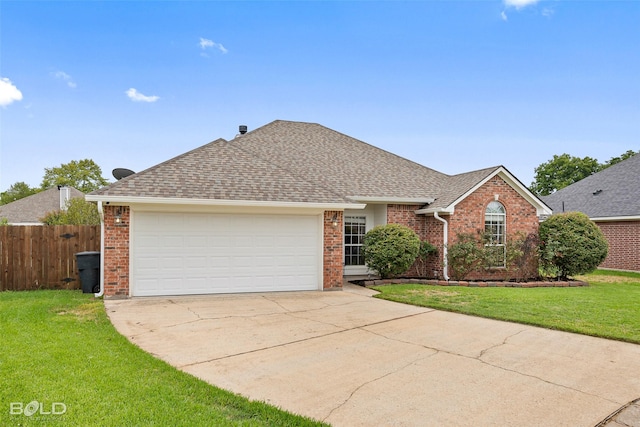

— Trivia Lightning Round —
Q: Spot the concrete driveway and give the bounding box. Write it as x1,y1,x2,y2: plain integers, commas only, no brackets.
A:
105,286,640,426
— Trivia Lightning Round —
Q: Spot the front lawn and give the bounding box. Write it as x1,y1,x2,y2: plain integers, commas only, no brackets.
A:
372,269,640,344
0,290,327,426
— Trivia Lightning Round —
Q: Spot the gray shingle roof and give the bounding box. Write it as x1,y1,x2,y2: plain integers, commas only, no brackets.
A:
0,186,84,224
90,120,504,208
541,153,640,218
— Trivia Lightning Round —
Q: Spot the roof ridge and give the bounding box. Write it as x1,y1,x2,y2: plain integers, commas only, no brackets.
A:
227,131,353,203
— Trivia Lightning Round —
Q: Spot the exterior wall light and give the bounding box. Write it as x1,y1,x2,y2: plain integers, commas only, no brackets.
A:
332,214,339,228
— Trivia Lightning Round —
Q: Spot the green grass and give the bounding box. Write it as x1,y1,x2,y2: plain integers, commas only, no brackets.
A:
372,269,640,344
0,290,327,426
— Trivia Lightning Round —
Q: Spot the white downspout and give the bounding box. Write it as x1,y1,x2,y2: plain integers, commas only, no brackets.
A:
433,211,450,281
94,201,105,297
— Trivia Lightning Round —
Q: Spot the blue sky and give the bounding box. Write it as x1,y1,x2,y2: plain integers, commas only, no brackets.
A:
1,0,638,192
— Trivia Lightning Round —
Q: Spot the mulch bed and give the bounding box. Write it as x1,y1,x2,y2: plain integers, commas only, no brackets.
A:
352,278,589,288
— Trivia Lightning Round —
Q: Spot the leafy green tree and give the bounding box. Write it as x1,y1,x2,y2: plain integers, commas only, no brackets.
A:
538,212,608,279
0,181,40,205
362,224,421,279
530,154,600,196
40,159,109,193
41,198,100,225
531,150,638,196
602,150,638,168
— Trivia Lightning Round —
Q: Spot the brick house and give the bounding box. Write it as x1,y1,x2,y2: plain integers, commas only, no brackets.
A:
542,153,640,272
87,120,551,297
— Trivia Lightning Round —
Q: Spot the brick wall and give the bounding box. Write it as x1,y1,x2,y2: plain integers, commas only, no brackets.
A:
597,220,640,272
103,205,130,297
324,210,343,289
386,205,446,279
385,176,541,280
449,175,539,280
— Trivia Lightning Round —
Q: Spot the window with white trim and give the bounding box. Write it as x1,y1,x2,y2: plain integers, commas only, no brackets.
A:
344,216,366,266
485,201,506,268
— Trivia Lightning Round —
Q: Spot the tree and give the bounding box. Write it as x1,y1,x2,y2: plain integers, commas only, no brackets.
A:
602,150,638,168
530,154,600,196
40,198,100,225
538,212,608,279
362,224,421,279
40,159,109,193
0,181,40,205
530,150,639,196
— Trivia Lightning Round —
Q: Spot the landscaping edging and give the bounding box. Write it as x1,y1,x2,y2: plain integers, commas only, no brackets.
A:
357,278,589,288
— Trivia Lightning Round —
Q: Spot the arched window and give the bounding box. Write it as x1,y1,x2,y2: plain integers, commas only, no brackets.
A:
485,201,506,267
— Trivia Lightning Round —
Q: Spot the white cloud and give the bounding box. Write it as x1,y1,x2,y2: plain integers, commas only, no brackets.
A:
503,0,539,9
125,88,159,103
199,37,228,56
501,11,508,21
542,7,554,17
53,71,77,88
199,38,214,49
0,77,23,107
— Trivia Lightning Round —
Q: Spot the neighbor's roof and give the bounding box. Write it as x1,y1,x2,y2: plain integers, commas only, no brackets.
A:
89,120,514,209
542,153,640,219
0,186,84,224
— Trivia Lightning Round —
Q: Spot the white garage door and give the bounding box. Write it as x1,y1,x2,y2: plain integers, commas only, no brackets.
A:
132,212,321,296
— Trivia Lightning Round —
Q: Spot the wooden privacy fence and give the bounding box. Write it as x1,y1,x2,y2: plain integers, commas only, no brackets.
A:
0,225,100,291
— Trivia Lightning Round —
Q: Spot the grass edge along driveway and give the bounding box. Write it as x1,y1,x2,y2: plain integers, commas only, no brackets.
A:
372,269,640,344
0,290,327,426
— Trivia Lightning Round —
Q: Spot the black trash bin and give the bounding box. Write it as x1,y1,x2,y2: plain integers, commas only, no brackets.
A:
76,251,101,293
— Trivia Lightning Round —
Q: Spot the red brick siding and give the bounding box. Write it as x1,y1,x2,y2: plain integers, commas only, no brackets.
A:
449,176,539,280
386,205,446,278
424,216,445,278
387,204,425,237
385,176,540,280
597,221,640,272
324,210,343,289
103,205,130,297
387,204,433,277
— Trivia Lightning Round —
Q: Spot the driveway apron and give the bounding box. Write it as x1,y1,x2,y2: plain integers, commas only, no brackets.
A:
105,287,640,427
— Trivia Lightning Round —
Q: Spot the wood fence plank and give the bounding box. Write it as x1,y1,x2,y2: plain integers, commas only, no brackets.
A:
0,225,100,291
0,228,8,290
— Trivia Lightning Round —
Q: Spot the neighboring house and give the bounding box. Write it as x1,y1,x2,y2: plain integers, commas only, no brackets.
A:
542,153,640,272
87,120,551,297
0,186,84,225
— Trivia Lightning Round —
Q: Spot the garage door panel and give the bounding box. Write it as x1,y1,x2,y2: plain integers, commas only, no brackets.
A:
132,212,320,296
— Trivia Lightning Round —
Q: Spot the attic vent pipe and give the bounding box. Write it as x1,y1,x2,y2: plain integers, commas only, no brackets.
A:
239,125,248,135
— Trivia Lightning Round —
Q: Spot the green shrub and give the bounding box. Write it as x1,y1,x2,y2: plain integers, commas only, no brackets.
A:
447,233,485,280
538,212,608,279
505,233,540,282
362,224,421,279
41,198,100,225
415,240,438,277
447,232,541,281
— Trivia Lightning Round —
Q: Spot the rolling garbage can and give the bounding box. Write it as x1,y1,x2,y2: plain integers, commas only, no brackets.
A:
76,251,100,294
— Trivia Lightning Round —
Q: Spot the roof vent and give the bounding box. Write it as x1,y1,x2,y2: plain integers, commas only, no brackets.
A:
593,189,603,195
238,125,248,135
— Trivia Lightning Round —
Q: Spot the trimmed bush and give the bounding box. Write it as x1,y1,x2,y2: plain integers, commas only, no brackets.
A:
538,212,608,279
362,224,421,279
447,232,541,281
447,233,484,281
415,240,439,277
